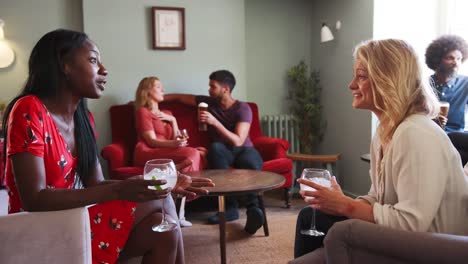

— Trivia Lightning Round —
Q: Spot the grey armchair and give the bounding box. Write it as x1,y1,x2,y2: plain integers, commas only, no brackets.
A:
290,219,468,264
0,189,92,263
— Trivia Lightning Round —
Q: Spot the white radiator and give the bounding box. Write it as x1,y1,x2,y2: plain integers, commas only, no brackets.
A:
261,114,300,153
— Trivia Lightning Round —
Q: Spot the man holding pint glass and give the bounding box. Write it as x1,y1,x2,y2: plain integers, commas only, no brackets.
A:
425,34,468,133
165,70,265,235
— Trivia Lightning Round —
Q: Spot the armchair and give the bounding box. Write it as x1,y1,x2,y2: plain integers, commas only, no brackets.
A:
289,219,468,264
101,101,294,207
324,219,468,264
0,189,92,263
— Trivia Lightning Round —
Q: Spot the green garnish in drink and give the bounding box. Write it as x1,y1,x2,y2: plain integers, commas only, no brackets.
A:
152,176,163,190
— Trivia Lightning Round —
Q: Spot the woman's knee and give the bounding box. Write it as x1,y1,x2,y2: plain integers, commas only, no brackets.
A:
323,220,350,247
186,148,202,170
146,212,180,246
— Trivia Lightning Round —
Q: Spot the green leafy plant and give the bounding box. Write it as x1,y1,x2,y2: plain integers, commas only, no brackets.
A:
287,60,326,153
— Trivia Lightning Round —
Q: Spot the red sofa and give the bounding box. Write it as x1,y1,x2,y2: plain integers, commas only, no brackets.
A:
101,101,294,207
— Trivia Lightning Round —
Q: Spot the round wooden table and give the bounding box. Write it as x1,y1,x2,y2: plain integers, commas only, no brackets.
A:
185,169,285,264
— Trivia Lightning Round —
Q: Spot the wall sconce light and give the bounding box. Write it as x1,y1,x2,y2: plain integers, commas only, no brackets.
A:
0,19,15,68
320,20,341,43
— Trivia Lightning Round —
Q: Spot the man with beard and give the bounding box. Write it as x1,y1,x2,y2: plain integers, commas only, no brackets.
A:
425,35,468,133
165,70,265,235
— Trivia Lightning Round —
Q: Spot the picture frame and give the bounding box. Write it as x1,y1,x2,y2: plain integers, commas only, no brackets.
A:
152,6,186,50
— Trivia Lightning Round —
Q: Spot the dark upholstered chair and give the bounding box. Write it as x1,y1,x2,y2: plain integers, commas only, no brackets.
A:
289,220,468,264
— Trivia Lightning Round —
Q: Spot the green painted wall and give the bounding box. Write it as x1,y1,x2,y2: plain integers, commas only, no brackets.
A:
310,0,374,195
82,0,247,169
0,0,83,102
245,0,375,195
245,0,313,117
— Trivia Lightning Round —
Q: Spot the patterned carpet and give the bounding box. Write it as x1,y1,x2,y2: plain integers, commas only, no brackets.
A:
182,190,306,264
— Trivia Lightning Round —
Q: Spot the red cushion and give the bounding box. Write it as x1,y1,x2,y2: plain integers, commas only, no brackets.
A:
262,158,293,187
253,136,290,160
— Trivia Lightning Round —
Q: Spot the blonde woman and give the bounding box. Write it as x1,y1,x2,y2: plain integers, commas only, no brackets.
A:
134,76,207,227
291,39,468,261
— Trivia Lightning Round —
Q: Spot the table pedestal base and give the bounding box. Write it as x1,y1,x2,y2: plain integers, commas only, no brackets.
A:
217,193,270,264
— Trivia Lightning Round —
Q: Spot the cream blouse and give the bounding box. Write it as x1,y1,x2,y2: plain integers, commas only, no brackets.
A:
358,114,468,235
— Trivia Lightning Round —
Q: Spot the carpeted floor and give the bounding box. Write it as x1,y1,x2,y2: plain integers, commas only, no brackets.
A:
182,189,306,264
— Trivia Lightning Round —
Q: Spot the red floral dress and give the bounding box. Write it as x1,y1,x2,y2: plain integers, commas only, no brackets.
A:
5,95,136,264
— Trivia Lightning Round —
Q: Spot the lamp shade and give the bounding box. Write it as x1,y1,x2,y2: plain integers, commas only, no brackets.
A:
0,41,14,68
320,23,334,43
0,19,14,68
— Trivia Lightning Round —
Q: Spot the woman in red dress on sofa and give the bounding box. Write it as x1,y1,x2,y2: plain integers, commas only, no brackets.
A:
3,29,212,264
134,76,207,227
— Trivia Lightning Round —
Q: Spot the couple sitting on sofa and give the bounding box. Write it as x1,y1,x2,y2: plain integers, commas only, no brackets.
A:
134,70,265,235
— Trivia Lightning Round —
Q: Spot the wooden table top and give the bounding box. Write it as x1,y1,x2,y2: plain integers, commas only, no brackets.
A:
184,169,285,196
286,152,341,162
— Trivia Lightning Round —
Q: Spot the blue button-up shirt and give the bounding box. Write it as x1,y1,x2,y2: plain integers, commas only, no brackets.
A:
431,74,468,133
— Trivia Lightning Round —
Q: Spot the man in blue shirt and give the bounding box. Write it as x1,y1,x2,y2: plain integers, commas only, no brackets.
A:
425,35,468,133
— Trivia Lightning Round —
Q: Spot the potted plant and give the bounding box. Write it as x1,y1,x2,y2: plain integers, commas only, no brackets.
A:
286,60,326,153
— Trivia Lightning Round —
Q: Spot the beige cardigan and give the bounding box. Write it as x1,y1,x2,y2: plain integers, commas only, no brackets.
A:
359,114,468,235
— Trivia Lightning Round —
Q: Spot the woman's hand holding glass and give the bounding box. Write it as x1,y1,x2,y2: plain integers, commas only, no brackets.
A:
297,175,348,216
175,129,189,147
115,176,171,202
143,159,178,232
298,169,331,236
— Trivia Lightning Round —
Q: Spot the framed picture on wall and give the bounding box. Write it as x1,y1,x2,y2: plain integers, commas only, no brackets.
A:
152,6,186,50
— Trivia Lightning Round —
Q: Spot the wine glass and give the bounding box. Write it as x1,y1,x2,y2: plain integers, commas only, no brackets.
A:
179,129,189,139
300,168,331,236
177,129,189,146
143,159,178,232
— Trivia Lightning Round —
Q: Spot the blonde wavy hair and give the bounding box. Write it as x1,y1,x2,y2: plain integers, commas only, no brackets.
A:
354,39,440,145
134,76,160,110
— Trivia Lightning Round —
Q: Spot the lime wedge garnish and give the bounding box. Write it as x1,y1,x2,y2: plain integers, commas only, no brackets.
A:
152,176,163,190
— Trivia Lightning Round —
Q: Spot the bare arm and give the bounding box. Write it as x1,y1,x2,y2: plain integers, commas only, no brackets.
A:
11,152,170,212
164,94,197,106
343,198,374,223
157,111,180,138
200,111,250,146
136,108,186,148
141,130,186,148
